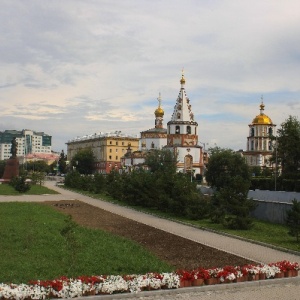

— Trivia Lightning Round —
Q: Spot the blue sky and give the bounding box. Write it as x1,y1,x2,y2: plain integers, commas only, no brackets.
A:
1,0,300,152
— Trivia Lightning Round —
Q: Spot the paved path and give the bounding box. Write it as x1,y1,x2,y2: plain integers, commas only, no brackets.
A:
1,181,300,299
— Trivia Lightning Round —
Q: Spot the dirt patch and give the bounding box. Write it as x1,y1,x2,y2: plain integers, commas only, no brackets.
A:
42,200,256,270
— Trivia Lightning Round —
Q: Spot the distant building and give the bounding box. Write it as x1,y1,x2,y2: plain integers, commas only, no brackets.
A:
121,72,205,177
140,93,167,150
121,93,168,172
164,72,205,176
66,131,139,174
243,100,276,169
0,129,52,161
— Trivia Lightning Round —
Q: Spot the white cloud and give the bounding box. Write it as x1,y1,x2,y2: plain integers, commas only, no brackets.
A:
0,0,300,152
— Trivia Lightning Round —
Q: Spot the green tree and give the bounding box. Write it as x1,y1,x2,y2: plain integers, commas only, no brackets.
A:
0,160,6,178
275,116,300,179
286,199,300,242
71,148,95,175
58,150,68,174
29,171,45,186
145,149,177,175
24,160,50,173
206,147,256,229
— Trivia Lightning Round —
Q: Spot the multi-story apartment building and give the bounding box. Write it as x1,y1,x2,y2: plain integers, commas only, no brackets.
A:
66,131,139,174
0,129,52,160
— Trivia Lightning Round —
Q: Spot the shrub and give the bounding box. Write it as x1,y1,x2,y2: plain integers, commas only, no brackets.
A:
9,176,31,193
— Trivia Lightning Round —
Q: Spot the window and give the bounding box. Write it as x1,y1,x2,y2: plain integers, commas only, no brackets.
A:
109,149,112,153
116,141,118,145
122,142,124,145
116,156,118,160
187,126,191,134
268,127,273,136
175,126,180,134
109,141,112,145
109,156,112,160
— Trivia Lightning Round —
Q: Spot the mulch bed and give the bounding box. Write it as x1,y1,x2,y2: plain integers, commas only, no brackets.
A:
42,200,256,270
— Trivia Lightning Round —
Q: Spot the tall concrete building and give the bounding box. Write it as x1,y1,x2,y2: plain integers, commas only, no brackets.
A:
0,129,52,160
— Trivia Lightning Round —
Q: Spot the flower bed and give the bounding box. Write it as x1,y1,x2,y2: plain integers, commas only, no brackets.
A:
0,261,298,299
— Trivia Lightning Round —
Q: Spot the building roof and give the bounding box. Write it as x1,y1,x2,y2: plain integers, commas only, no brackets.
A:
251,102,273,125
169,72,197,124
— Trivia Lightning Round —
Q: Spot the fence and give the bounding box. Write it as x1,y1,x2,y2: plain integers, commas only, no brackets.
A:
197,186,300,224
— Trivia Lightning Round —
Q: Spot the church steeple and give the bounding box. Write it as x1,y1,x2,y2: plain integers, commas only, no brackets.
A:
167,72,198,146
170,71,195,123
154,92,164,128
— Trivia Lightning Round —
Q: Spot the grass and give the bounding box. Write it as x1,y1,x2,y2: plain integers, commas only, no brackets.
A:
0,202,172,284
64,187,300,253
0,184,59,195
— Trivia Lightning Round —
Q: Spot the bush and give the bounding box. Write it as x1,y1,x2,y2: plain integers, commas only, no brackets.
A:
9,176,31,193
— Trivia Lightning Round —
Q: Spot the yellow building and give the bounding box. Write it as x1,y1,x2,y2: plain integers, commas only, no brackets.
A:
66,131,139,174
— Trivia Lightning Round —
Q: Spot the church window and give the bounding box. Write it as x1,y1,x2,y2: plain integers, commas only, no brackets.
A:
177,113,181,119
187,126,191,134
268,127,273,136
175,126,180,134
250,128,254,136
251,141,254,150
178,105,182,110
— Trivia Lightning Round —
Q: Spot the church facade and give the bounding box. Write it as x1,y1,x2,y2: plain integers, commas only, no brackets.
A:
243,100,276,169
164,72,205,176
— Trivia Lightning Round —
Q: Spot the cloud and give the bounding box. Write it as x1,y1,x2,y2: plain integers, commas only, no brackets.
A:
0,0,300,152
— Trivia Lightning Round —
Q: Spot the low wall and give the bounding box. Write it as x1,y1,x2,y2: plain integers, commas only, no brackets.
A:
197,186,300,224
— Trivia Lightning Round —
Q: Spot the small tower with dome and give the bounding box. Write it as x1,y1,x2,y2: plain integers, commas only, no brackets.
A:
140,93,167,150
243,98,276,169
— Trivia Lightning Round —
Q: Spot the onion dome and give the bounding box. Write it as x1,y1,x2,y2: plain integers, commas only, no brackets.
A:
180,72,186,85
154,93,164,117
252,101,273,125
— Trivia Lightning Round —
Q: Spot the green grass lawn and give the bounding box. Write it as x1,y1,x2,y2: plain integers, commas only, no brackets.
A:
65,187,300,253
0,184,59,195
0,203,172,284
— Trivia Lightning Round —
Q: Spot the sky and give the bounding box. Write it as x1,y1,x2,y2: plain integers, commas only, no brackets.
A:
1,0,300,153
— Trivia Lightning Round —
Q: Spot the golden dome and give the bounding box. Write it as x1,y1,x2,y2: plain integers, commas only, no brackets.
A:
180,73,186,84
252,102,273,124
252,114,273,124
155,92,164,117
155,106,164,117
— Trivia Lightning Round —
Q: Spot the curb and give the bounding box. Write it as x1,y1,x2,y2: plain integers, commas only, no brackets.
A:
74,276,300,299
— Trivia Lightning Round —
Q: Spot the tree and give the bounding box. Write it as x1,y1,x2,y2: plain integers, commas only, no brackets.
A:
145,149,177,175
0,160,6,178
275,116,300,179
206,147,256,229
58,150,68,174
286,199,300,242
71,148,96,174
